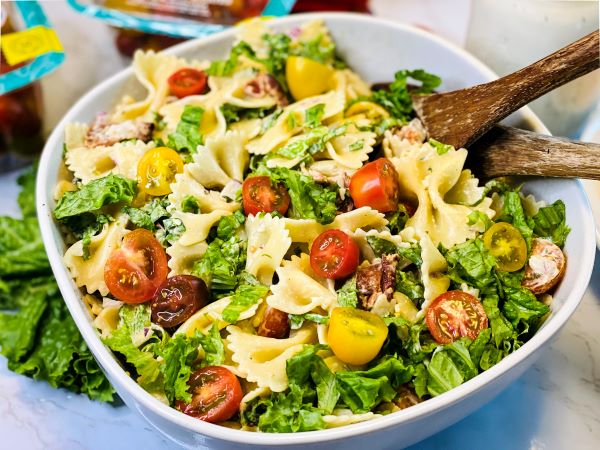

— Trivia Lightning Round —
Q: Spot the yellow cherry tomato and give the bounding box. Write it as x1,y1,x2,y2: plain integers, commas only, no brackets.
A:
286,56,334,101
137,147,184,196
345,101,390,121
327,307,388,366
483,222,528,272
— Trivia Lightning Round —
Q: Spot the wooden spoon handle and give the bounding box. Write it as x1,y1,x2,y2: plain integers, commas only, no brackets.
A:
414,30,599,149
467,125,600,180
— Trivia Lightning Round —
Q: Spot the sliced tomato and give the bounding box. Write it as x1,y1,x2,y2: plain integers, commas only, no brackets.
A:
426,291,488,344
177,366,243,423
242,176,291,216
483,222,527,272
104,229,168,303
349,158,400,213
310,229,360,279
327,307,388,365
137,147,184,197
168,68,208,98
151,275,209,328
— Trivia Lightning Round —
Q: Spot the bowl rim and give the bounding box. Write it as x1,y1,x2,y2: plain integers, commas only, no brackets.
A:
36,11,597,446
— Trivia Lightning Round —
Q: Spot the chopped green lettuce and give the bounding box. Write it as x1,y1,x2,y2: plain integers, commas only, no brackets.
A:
371,69,441,122
53,174,136,220
197,322,225,367
255,166,338,224
167,105,204,154
336,358,413,413
337,275,358,308
222,283,269,323
532,200,570,247
123,197,170,231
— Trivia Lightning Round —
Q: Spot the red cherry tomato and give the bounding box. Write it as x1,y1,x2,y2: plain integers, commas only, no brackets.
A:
104,229,168,303
242,176,291,216
349,158,400,213
425,291,489,344
177,366,243,423
310,229,360,279
150,275,209,328
168,68,208,98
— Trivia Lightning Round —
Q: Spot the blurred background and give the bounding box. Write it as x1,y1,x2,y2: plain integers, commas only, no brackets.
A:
1,0,599,174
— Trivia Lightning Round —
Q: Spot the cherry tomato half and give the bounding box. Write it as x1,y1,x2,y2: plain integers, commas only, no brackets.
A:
310,229,359,280
177,366,243,423
242,176,291,216
286,56,334,101
349,158,400,213
104,229,168,303
168,68,208,98
137,147,184,197
425,291,488,344
327,307,388,365
150,275,209,328
483,222,527,272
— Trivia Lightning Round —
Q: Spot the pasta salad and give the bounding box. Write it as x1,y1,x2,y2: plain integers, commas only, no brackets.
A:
53,19,570,432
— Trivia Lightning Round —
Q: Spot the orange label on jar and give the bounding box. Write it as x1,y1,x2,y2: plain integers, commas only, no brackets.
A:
1,26,63,66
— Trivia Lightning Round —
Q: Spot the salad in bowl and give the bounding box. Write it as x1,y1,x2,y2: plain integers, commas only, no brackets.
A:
50,18,571,434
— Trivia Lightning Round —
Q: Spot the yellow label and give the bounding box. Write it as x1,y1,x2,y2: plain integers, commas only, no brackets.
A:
1,26,63,66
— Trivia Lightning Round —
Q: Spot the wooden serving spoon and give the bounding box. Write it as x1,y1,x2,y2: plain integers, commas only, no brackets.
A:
467,125,600,180
412,30,599,150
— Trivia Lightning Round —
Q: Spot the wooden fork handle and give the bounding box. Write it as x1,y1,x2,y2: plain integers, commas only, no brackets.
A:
467,125,600,180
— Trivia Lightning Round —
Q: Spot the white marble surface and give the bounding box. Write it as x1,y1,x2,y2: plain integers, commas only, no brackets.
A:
1,1,599,449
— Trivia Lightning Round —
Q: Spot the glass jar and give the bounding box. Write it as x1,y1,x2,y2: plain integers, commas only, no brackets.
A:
0,2,45,172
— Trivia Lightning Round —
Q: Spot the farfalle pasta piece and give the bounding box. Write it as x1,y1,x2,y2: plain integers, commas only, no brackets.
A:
175,296,262,337
168,168,239,213
325,127,376,170
246,90,345,155
387,137,494,248
267,266,336,315
66,140,154,183
245,214,292,285
226,325,317,392
113,51,208,122
323,410,381,428
284,207,387,244
64,123,89,150
173,209,232,246
63,215,129,296
410,228,450,312
166,240,208,276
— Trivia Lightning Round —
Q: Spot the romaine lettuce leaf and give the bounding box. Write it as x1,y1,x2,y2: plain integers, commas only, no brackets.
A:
221,283,269,323
532,200,570,248
336,275,358,308
167,105,204,154
336,357,413,413
255,166,338,224
54,174,136,220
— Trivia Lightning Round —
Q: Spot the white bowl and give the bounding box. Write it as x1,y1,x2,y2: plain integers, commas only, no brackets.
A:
36,13,597,450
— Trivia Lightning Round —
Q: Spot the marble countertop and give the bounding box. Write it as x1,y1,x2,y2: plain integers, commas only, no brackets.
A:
1,2,599,449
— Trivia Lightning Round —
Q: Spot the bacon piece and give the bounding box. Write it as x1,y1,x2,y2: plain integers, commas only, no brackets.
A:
357,263,382,309
86,113,153,147
522,238,566,295
357,254,399,309
244,73,288,107
392,118,427,144
394,385,422,410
